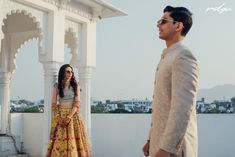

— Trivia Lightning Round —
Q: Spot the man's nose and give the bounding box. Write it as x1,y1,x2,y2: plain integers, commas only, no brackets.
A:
157,22,160,28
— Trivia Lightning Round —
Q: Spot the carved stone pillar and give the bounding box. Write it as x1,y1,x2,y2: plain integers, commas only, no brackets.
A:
0,72,11,134
77,66,92,136
41,62,60,155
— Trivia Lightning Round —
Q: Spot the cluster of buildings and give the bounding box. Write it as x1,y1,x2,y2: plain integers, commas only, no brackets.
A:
92,96,235,114
10,96,235,114
92,98,151,113
10,99,44,113
196,97,235,113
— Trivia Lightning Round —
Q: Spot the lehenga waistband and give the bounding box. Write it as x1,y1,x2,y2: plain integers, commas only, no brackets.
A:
58,104,73,109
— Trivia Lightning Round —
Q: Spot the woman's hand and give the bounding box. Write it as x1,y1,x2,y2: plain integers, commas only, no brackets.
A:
58,117,71,128
58,117,65,128
63,116,71,126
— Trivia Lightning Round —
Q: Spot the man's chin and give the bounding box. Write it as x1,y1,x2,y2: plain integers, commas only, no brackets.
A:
159,35,164,40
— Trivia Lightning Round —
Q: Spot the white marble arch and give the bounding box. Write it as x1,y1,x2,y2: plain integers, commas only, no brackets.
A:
0,9,42,136
0,0,126,156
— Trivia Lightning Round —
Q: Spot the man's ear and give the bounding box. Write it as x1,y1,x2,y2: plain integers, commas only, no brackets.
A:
175,22,184,32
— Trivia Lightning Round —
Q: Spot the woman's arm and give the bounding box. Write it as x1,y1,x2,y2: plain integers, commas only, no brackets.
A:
51,84,58,112
51,83,65,127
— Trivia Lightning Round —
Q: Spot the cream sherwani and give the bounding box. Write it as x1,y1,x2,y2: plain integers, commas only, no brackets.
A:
149,41,199,157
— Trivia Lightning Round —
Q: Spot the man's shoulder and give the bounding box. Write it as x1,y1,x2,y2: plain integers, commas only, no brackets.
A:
176,44,197,60
177,44,192,53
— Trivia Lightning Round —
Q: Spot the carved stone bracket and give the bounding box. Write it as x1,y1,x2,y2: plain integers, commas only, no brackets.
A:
42,0,92,19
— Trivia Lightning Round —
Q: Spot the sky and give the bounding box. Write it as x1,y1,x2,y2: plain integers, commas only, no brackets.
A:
10,0,235,101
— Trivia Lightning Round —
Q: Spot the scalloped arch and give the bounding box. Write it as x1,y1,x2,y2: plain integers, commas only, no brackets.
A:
12,38,39,72
65,27,78,53
65,27,80,66
2,9,41,35
1,9,43,72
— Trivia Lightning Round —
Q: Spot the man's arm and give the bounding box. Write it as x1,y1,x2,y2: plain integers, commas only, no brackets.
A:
158,51,199,155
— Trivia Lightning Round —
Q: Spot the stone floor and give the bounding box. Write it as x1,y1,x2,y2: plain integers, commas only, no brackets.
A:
0,135,28,157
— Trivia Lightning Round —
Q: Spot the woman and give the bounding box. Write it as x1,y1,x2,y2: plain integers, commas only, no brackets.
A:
46,64,92,157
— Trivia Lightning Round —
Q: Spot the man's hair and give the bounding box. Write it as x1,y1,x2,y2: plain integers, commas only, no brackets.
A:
163,6,193,36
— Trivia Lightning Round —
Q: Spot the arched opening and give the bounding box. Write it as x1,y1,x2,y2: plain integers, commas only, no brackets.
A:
0,10,42,134
1,10,41,72
10,39,43,112
64,28,79,79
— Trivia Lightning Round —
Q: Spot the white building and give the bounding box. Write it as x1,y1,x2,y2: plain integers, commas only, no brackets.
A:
0,0,126,156
106,98,151,112
105,103,118,111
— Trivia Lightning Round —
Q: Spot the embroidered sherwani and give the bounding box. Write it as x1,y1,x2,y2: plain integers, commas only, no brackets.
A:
149,41,199,157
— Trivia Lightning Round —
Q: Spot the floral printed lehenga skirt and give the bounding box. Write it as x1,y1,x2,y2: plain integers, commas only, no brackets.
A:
46,105,92,157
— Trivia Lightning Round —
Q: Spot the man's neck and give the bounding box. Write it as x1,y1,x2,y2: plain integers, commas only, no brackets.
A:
165,36,184,48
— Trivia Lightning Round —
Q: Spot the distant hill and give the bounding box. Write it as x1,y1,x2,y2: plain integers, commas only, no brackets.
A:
197,84,235,103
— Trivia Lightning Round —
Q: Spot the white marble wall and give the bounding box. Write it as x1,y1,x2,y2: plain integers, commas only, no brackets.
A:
10,113,235,157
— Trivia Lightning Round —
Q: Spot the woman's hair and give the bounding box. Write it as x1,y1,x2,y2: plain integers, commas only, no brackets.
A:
58,64,78,97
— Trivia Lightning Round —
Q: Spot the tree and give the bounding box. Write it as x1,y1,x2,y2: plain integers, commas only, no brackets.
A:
109,109,131,113
117,103,125,110
208,108,220,114
105,100,111,104
40,99,44,104
23,106,42,113
91,105,106,113
231,96,235,104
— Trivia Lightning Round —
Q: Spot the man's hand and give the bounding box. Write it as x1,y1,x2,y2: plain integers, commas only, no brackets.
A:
155,149,170,157
142,141,150,156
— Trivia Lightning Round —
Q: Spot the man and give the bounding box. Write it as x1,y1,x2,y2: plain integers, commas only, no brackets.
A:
142,6,199,157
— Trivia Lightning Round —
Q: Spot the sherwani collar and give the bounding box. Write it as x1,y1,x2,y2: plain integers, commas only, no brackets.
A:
161,41,183,59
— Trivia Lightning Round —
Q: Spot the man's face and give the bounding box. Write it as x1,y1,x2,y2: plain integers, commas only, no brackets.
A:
157,12,177,40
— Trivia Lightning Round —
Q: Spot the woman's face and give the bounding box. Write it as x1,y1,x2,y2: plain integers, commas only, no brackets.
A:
64,67,73,81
